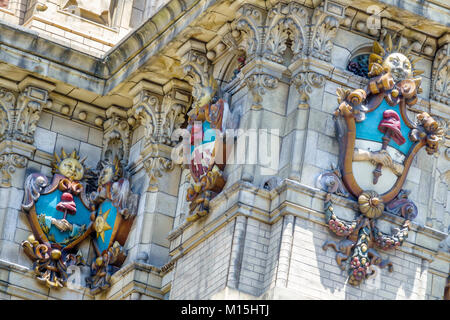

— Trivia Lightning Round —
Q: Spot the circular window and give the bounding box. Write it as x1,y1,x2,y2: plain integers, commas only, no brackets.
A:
347,54,370,78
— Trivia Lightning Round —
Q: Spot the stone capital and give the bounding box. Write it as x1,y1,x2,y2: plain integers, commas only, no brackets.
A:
0,77,54,146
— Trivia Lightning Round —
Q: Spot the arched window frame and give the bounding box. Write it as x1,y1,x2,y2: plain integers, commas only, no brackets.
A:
346,46,372,79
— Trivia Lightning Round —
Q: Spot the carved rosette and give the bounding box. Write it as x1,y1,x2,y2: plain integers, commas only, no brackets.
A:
245,74,279,110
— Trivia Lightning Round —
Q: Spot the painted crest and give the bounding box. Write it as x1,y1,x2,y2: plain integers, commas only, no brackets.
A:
21,148,92,288
318,36,444,286
86,157,138,294
186,75,229,222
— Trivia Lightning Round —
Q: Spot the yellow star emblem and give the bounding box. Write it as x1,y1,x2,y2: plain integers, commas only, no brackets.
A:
95,207,112,243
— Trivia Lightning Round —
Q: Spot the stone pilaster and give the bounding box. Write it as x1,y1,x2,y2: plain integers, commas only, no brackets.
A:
0,76,54,264
125,78,189,269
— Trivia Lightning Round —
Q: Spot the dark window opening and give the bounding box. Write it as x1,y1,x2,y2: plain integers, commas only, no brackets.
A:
347,54,370,78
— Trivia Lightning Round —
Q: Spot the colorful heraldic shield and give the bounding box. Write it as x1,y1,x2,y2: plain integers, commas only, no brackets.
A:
21,149,91,288
186,76,229,222
86,157,137,294
21,151,138,292
318,36,444,286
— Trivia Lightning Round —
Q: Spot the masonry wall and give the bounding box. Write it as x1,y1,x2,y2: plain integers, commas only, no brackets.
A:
170,219,235,299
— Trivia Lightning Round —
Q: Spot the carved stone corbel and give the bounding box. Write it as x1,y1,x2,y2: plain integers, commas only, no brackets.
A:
245,73,279,110
142,153,175,192
102,106,131,166
177,40,212,107
0,78,54,186
14,86,52,144
0,153,27,187
0,81,53,145
292,72,326,108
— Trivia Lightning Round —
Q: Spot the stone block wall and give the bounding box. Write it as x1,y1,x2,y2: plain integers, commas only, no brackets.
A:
170,218,235,299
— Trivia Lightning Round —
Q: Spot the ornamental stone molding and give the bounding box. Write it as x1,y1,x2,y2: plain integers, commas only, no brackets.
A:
431,43,449,104
293,72,326,108
0,79,53,145
102,106,131,166
0,153,27,187
264,2,308,63
233,2,344,65
244,73,279,110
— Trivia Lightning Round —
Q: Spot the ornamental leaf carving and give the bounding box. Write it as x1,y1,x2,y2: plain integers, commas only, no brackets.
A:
310,11,339,62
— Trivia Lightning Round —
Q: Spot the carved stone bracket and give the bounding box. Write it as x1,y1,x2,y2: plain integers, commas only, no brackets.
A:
235,3,266,62
130,79,189,187
103,106,131,166
245,73,279,110
293,72,326,108
0,153,27,187
177,40,212,104
142,154,174,192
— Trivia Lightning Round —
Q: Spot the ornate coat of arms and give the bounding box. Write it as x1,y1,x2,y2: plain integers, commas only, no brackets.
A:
21,149,92,288
21,151,138,292
185,76,229,222
86,157,138,294
319,36,444,286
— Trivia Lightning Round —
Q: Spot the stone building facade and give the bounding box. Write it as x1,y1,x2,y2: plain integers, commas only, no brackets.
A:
0,0,448,300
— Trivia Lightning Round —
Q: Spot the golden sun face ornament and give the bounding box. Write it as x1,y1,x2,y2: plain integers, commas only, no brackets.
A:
52,148,86,181
382,53,413,83
369,34,424,84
